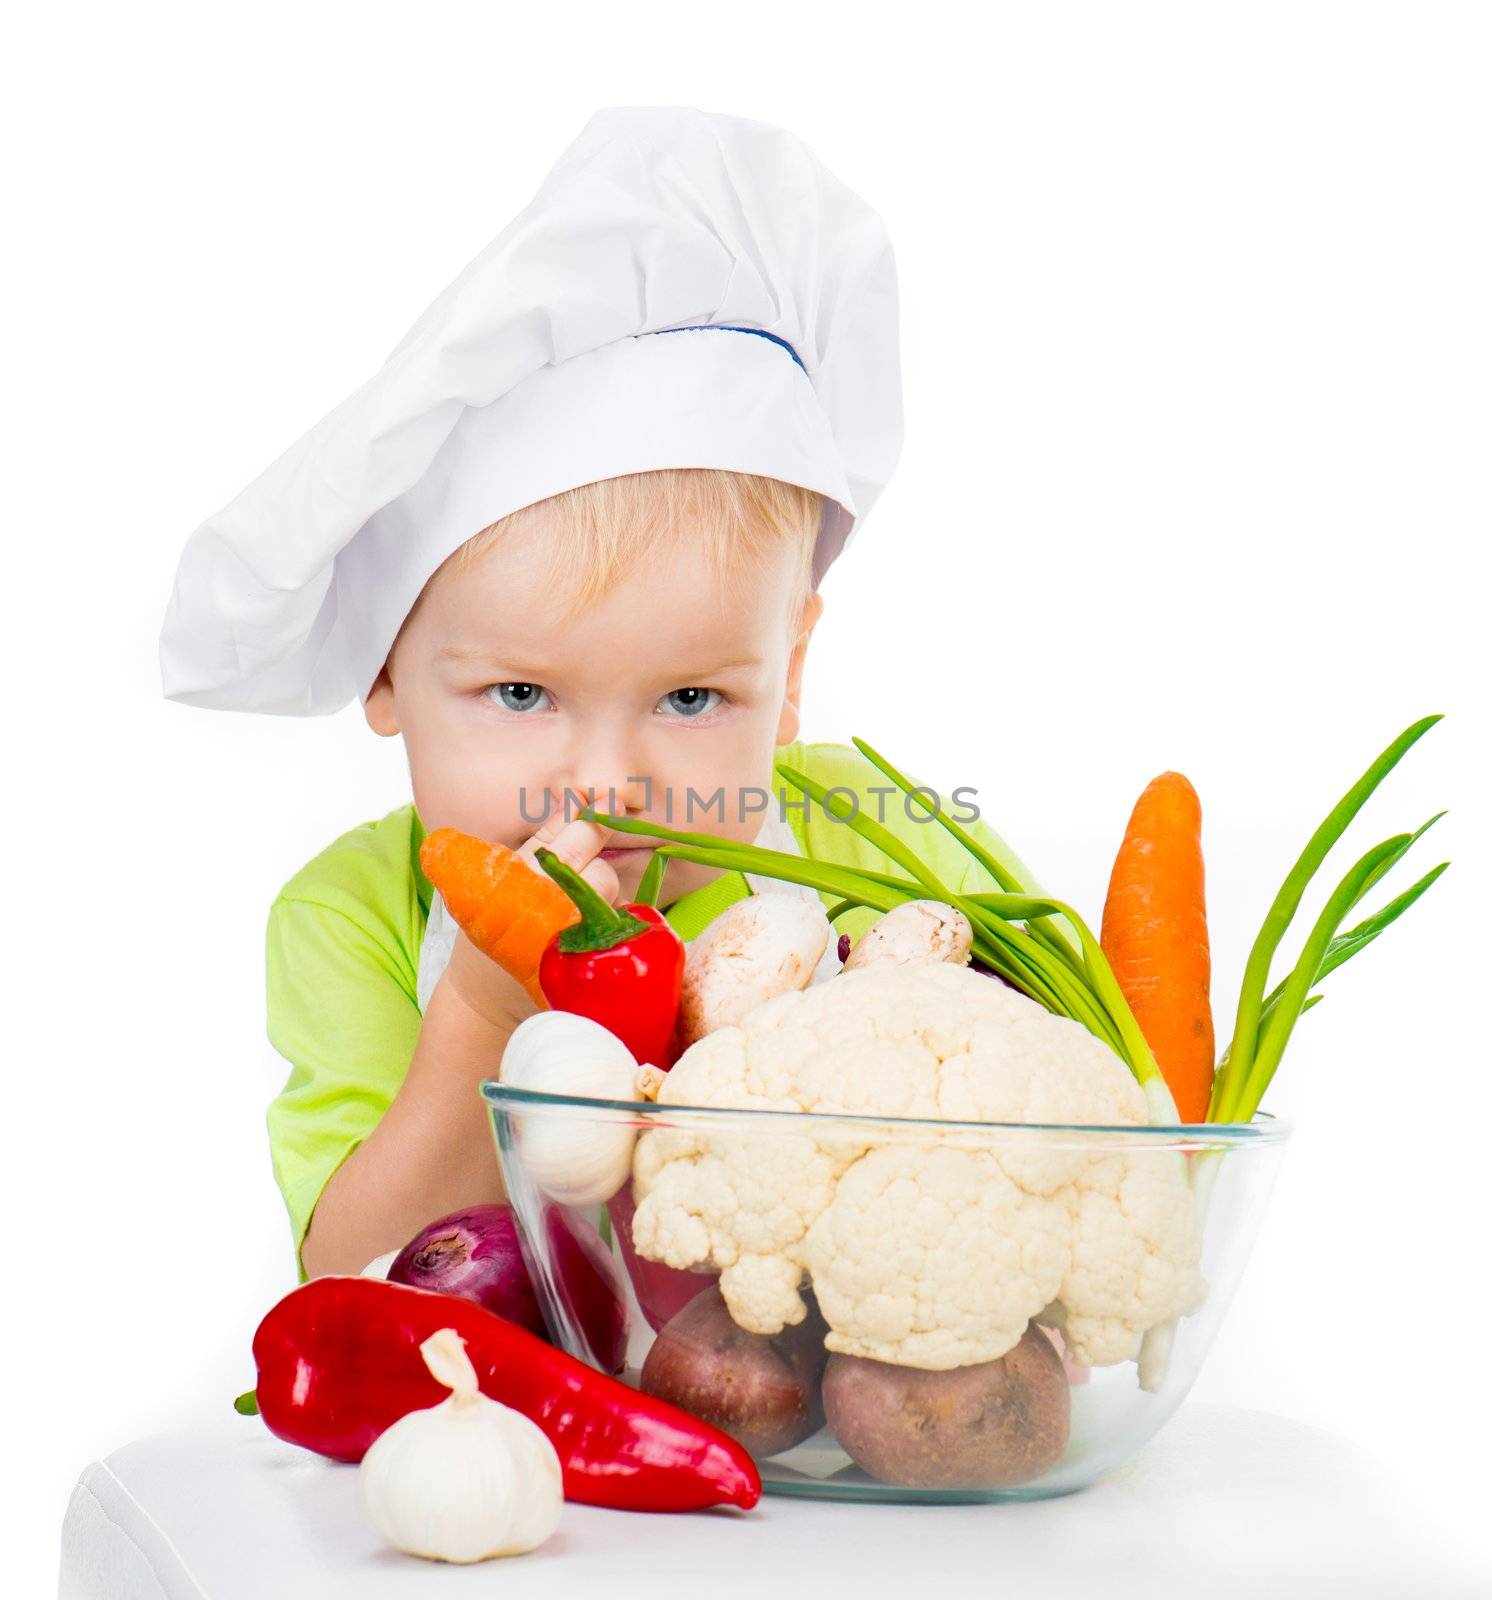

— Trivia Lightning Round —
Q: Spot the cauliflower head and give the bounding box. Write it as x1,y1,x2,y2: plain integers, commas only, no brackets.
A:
630,962,1204,1369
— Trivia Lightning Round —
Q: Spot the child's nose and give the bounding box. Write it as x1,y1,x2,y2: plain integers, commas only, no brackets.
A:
556,765,651,819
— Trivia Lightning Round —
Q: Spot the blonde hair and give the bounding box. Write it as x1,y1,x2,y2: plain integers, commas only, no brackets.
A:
449,468,822,621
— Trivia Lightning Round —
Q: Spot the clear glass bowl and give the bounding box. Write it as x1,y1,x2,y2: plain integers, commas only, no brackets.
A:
483,1081,1288,1504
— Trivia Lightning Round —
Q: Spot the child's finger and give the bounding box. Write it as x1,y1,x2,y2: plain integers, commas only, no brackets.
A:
520,798,572,847
520,791,606,851
517,810,604,868
517,813,621,906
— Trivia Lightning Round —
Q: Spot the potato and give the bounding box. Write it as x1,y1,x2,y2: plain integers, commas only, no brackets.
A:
822,1324,1070,1489
640,1286,829,1457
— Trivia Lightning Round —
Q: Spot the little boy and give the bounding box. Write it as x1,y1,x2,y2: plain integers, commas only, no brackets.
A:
161,108,1030,1277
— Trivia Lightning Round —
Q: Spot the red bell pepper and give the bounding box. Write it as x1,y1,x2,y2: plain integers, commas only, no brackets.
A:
607,1179,715,1333
248,1277,759,1512
534,847,684,1068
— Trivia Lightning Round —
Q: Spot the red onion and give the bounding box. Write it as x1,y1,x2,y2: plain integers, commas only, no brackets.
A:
388,1203,628,1374
539,1203,630,1375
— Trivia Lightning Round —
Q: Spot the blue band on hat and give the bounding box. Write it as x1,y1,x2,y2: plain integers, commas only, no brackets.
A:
643,324,806,372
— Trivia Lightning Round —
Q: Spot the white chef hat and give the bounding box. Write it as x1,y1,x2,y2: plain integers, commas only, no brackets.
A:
159,107,902,716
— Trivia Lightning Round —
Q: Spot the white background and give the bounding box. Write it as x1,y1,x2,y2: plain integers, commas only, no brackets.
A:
6,2,1489,1591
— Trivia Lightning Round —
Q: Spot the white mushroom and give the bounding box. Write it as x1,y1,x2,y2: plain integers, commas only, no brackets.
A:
841,900,973,971
677,895,831,1048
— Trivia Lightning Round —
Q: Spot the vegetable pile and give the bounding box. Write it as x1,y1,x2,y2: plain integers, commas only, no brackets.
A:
330,714,1448,1504
585,715,1448,1128
541,715,1443,1485
630,962,1204,1370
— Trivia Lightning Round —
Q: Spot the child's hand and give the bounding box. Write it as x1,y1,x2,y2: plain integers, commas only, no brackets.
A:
311,812,627,1278
439,812,622,1030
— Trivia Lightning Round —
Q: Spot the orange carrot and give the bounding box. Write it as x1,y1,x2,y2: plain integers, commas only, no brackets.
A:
419,828,579,1006
1100,773,1215,1123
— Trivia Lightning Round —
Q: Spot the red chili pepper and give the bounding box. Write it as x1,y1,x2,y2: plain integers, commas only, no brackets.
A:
249,1277,760,1512
534,847,684,1068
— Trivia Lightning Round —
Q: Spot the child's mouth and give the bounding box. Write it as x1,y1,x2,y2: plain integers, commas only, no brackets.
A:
600,845,653,864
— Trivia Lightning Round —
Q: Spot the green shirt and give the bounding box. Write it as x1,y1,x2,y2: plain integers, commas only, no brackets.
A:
265,739,1033,1267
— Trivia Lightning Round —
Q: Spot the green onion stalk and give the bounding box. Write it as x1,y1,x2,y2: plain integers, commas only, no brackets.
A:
1207,716,1447,1123
585,739,1183,1122
590,717,1448,1131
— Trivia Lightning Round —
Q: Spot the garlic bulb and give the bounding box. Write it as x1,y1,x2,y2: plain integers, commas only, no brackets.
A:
635,1063,667,1103
360,1328,562,1563
500,1010,640,1206
360,1250,398,1279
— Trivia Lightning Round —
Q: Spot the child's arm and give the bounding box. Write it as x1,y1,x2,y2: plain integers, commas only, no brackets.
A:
279,811,618,1279
298,929,532,1278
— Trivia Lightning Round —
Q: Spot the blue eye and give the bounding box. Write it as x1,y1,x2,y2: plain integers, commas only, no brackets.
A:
659,687,720,718
487,682,552,713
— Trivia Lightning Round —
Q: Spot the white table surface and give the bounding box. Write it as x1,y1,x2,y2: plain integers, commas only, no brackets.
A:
60,1404,1487,1599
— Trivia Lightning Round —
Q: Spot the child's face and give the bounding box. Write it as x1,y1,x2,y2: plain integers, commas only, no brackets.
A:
365,512,821,906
